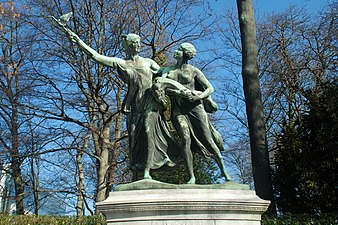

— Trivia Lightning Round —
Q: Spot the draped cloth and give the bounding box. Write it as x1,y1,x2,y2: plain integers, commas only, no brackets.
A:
113,59,178,171
153,77,224,158
172,99,224,158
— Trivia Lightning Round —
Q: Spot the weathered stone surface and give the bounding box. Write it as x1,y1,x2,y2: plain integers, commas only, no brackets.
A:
97,188,270,225
115,179,249,191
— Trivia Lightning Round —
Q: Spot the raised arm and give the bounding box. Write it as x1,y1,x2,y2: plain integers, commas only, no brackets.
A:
67,29,125,69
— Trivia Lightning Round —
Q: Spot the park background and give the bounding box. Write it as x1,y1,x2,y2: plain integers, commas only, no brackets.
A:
0,0,336,223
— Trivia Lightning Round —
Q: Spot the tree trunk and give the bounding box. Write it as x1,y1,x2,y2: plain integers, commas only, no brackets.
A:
236,0,274,211
95,157,109,203
31,156,39,215
28,121,40,215
11,163,24,215
76,132,91,216
11,103,25,215
76,150,85,216
94,126,111,203
105,87,123,197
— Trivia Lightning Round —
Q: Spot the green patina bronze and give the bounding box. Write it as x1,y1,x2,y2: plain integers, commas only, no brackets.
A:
153,43,232,183
55,13,234,186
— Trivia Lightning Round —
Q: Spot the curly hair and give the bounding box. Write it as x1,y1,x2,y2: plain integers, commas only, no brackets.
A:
178,43,197,59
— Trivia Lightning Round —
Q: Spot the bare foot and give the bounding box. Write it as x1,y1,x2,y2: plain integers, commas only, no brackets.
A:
187,176,196,184
225,172,233,181
221,169,233,182
166,160,176,167
143,169,152,180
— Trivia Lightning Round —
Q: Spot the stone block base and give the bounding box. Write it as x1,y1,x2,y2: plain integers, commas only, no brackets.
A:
97,182,270,225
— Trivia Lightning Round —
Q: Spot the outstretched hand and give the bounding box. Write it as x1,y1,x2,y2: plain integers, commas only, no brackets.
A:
52,12,78,42
66,29,79,43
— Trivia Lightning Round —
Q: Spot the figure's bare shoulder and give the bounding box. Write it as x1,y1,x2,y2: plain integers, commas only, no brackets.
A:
142,57,160,70
140,56,157,64
187,64,199,72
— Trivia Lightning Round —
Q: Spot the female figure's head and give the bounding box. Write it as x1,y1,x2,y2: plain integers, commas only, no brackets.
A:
174,43,197,62
121,33,141,57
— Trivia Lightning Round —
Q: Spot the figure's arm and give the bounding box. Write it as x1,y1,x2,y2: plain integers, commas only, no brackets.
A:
193,68,214,100
67,30,124,69
153,67,164,78
166,88,182,96
150,59,161,73
161,66,177,78
153,77,201,98
160,67,169,78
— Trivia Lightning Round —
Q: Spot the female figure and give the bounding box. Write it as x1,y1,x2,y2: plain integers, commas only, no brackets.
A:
157,43,232,184
65,30,176,179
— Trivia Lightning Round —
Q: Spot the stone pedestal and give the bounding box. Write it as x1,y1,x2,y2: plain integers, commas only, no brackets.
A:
97,180,270,225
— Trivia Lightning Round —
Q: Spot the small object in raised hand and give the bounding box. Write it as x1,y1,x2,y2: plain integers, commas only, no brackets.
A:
59,12,73,26
52,12,72,27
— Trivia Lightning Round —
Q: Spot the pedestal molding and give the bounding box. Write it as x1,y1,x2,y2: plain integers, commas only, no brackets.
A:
97,188,270,225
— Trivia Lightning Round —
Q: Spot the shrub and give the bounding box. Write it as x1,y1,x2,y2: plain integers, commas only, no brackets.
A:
262,214,337,225
0,214,106,225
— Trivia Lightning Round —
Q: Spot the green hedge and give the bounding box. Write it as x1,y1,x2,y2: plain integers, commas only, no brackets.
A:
0,214,336,224
262,214,337,225
0,215,106,225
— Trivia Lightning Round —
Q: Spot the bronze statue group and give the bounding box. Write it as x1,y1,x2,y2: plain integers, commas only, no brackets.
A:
62,25,232,183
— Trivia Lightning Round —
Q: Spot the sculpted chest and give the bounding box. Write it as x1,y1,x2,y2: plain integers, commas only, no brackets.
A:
125,59,153,86
167,69,195,86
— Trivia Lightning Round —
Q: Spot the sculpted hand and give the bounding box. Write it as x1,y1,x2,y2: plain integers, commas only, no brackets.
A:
187,93,201,102
181,90,200,102
66,29,79,43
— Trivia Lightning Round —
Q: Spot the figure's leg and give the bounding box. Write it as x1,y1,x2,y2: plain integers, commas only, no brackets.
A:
143,167,152,179
173,115,195,184
191,109,232,181
214,150,232,181
206,133,232,181
143,111,154,180
127,115,140,181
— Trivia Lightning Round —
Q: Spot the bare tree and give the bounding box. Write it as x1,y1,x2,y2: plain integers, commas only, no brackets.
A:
224,138,253,188
259,4,337,133
25,0,218,207
0,1,37,214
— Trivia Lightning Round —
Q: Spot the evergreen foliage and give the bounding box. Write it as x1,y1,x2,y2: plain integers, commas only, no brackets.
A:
262,213,337,225
273,80,338,214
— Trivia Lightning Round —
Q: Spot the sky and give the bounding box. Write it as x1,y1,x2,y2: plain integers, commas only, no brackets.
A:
253,0,325,13
212,0,326,15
